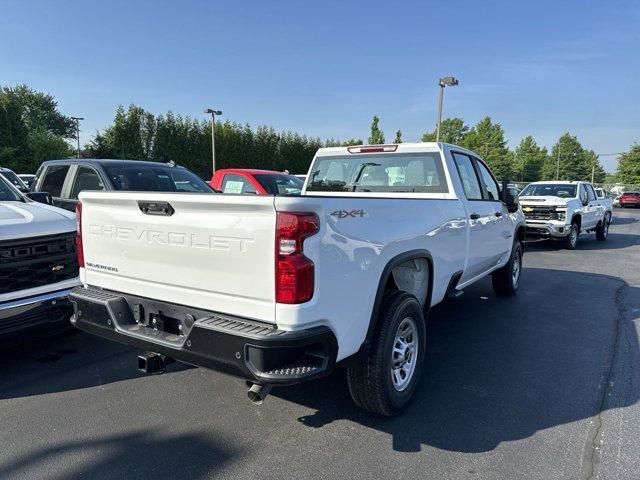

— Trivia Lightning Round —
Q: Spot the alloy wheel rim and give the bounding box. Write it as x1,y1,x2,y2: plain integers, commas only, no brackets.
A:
391,317,419,391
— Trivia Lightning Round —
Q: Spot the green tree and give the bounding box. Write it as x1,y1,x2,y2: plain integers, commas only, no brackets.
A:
341,138,363,146
513,136,548,182
394,130,402,143
463,117,513,179
421,117,469,144
541,133,606,182
368,115,385,144
0,84,74,172
616,143,640,184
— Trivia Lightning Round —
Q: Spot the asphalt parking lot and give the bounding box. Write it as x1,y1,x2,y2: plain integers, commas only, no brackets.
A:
1,210,639,480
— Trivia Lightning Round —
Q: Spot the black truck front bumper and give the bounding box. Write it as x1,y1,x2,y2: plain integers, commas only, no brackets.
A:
69,286,337,385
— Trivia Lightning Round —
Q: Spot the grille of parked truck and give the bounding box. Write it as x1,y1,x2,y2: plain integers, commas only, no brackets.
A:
0,174,79,347
518,181,612,249
69,142,526,416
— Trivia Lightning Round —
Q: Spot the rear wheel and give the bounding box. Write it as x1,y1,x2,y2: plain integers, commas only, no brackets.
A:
564,221,579,249
347,291,426,416
596,214,610,241
492,240,523,297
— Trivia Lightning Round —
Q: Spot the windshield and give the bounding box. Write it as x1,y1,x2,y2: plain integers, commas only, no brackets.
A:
1,169,27,190
306,153,448,193
519,183,577,198
0,175,23,201
105,164,212,192
253,174,303,195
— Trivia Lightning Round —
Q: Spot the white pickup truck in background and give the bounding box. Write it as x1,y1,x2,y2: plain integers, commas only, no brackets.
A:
70,142,525,416
518,181,612,249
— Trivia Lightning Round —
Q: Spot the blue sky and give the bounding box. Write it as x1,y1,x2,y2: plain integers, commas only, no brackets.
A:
1,0,638,171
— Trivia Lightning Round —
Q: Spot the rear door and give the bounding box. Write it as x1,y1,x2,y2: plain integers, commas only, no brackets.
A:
79,191,277,322
452,152,508,283
38,164,73,210
68,165,106,206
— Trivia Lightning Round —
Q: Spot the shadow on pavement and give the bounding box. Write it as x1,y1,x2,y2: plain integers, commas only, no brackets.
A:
610,215,638,225
525,232,640,251
275,268,639,453
0,330,191,400
0,428,234,479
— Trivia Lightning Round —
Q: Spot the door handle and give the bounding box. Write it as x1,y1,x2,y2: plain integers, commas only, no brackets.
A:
495,212,503,217
470,213,481,220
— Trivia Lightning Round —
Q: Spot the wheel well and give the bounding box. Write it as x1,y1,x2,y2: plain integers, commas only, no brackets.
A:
385,258,430,308
516,225,525,243
571,214,581,229
360,251,434,355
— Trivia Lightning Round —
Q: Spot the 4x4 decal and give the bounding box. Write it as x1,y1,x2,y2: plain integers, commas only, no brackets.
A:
330,209,366,219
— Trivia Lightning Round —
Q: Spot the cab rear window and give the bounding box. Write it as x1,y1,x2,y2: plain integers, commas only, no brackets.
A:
306,153,448,193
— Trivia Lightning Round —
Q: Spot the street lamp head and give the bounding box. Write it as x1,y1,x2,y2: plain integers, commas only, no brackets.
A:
439,76,459,87
204,108,222,115
71,116,84,121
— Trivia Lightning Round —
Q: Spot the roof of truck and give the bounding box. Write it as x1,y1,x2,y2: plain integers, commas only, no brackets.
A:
40,158,183,168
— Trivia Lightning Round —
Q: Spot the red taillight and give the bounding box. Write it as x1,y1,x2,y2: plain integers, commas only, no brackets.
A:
75,202,84,268
275,212,319,304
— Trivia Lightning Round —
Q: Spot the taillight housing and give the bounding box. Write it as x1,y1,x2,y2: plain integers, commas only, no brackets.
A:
75,202,84,268
275,212,319,304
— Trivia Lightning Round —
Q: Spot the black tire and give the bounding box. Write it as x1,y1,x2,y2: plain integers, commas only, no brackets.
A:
596,214,610,241
346,291,426,416
563,221,579,249
492,240,523,297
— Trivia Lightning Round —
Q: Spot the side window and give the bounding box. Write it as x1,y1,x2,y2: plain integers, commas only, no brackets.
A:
475,160,500,201
40,165,70,198
452,153,483,200
70,166,105,199
586,185,596,201
221,174,256,194
579,184,589,204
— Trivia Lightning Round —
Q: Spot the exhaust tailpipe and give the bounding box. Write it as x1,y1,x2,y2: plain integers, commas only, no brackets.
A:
137,352,174,374
247,383,272,405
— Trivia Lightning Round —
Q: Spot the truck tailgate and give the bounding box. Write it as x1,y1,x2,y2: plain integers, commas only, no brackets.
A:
78,191,276,322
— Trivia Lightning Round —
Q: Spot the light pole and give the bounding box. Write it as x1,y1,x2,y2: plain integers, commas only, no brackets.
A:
71,116,84,158
204,108,222,174
436,76,459,142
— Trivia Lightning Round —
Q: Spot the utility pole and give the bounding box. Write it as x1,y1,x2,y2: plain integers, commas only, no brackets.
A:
71,117,84,158
204,108,222,174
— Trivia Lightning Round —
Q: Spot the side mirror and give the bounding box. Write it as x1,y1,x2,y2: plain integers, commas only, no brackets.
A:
500,180,519,213
26,191,53,205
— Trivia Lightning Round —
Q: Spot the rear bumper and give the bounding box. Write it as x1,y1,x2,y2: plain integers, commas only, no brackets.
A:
69,286,337,385
0,289,74,347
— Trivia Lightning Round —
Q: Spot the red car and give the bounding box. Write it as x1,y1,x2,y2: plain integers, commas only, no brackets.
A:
619,192,640,208
210,169,303,195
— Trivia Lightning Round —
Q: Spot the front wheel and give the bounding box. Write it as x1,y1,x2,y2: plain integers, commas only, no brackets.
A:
563,222,579,249
492,240,523,297
346,291,426,416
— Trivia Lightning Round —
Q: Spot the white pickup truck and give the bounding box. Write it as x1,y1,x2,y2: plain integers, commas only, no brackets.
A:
518,181,612,249
70,142,525,415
